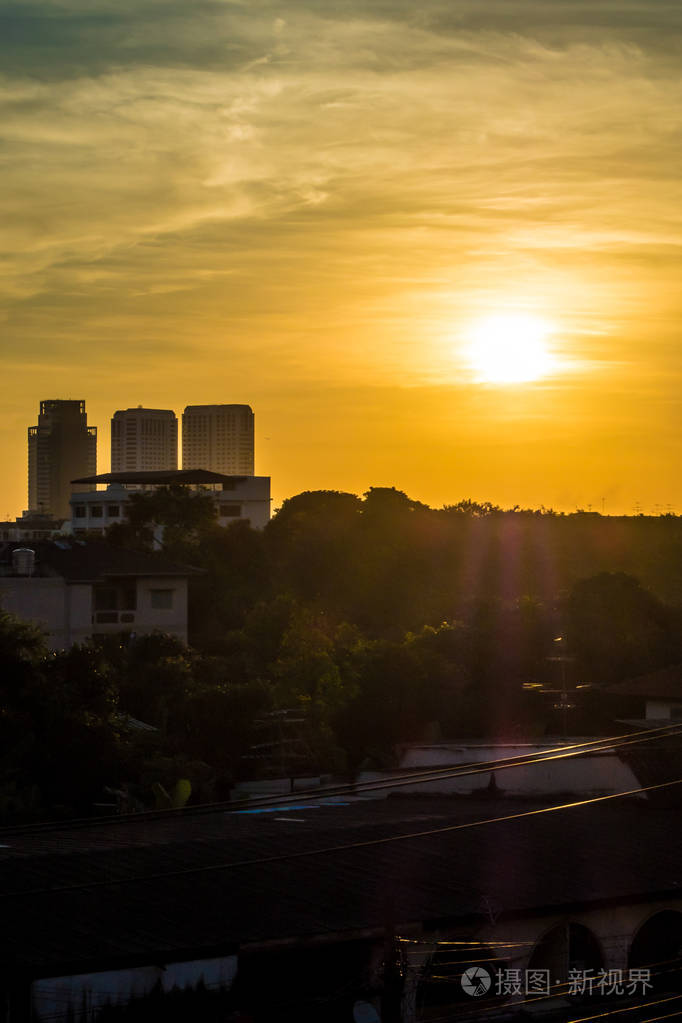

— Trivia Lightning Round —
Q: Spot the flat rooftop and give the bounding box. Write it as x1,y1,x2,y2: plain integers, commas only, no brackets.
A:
71,470,251,486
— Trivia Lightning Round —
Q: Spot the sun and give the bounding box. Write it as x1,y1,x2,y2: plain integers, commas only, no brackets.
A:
465,313,556,384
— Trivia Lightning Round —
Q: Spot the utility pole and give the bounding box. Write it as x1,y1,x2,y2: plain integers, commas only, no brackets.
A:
382,899,403,1022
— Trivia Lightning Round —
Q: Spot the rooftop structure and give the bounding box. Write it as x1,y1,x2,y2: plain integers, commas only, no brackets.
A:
69,471,271,532
71,469,246,487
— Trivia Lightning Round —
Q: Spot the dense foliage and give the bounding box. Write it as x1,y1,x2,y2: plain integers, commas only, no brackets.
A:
2,487,682,821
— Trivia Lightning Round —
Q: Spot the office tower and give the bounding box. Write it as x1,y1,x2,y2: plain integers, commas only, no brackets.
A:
182,405,254,475
28,400,97,519
111,407,178,473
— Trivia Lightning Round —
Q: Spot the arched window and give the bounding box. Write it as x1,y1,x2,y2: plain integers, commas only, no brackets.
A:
528,922,603,996
630,910,682,993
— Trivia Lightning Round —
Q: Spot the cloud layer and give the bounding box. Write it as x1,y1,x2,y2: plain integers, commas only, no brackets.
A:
2,0,682,513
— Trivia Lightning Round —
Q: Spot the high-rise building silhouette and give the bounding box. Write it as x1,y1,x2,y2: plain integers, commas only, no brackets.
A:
182,405,254,475
28,400,97,519
111,407,178,473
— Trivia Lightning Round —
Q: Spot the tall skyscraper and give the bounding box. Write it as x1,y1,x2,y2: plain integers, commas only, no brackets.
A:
182,405,254,475
28,400,97,519
111,407,178,473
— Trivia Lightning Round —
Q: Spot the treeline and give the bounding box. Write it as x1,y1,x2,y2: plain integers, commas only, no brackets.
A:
111,486,682,640
2,487,682,822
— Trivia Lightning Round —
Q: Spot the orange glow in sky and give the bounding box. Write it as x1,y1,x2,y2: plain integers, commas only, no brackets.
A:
2,2,682,516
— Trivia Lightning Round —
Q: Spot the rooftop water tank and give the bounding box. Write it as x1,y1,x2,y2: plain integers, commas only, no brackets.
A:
12,548,35,576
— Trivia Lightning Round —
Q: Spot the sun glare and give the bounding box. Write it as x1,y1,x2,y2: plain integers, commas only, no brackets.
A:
465,313,556,384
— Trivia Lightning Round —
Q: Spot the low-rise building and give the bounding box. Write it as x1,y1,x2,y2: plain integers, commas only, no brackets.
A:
0,540,200,648
69,484,128,534
357,738,644,798
69,470,271,534
608,665,682,725
0,512,66,542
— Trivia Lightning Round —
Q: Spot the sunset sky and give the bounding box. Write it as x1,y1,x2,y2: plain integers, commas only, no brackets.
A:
2,0,682,516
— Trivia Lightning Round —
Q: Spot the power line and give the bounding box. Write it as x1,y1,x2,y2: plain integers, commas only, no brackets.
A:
568,992,682,1022
223,723,682,810
408,940,682,1020
2,721,680,836
423,990,682,1023
31,949,682,1023
198,722,682,811
3,774,682,900
421,964,682,1023
9,724,677,832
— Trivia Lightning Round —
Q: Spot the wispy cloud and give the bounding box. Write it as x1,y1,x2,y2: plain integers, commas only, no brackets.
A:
1,0,682,511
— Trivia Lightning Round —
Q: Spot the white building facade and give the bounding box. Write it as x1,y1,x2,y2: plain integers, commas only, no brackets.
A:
111,407,178,473
70,485,129,534
0,542,194,648
182,404,254,475
69,472,271,534
0,512,66,542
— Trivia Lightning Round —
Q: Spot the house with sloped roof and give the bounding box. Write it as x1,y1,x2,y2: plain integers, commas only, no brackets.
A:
0,540,201,648
607,665,682,727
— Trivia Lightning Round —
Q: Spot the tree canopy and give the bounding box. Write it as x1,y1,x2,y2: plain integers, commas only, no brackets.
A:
2,489,682,821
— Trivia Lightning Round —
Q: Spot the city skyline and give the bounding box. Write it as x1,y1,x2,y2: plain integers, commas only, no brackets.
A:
3,2,682,517
3,391,680,521
19,399,257,518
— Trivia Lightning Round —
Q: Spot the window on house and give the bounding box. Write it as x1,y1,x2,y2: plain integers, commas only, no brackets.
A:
90,505,103,518
150,588,174,609
74,506,86,518
220,504,242,517
107,505,120,517
94,584,136,611
94,586,118,611
94,611,119,624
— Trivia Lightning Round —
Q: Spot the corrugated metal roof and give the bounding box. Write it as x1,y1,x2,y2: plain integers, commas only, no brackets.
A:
0,796,679,976
608,665,682,700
